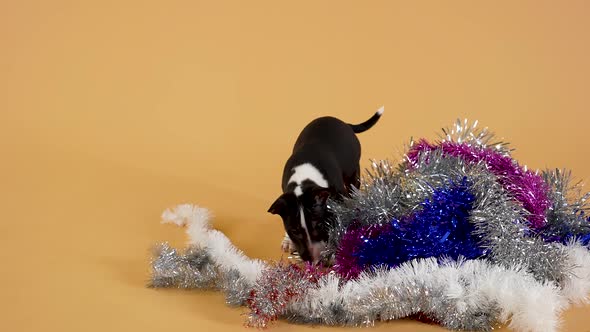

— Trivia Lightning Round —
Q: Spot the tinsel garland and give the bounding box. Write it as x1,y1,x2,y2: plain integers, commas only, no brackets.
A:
335,177,486,279
148,204,590,332
328,154,570,284
147,120,590,332
541,169,590,245
406,139,550,229
403,120,549,229
247,262,329,327
285,257,566,332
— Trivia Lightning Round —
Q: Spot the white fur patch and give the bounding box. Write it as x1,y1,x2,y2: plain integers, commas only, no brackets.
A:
377,105,384,115
299,207,325,263
288,163,329,197
299,207,311,245
281,232,295,253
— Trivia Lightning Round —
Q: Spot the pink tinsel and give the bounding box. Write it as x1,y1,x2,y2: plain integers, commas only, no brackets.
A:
246,262,330,328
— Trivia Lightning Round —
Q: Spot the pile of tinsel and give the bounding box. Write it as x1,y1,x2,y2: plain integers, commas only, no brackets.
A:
148,120,590,332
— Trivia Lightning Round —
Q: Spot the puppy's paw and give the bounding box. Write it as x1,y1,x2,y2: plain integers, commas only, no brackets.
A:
281,234,295,253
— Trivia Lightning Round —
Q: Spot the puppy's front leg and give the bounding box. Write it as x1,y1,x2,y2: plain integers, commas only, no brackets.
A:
281,232,295,253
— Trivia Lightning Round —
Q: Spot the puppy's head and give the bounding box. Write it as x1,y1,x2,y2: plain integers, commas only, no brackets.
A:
268,187,331,264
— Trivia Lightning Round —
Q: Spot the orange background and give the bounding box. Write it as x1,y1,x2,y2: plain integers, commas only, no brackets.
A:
1,1,589,331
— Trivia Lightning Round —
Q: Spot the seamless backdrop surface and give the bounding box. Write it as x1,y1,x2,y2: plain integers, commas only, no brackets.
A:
1,1,590,331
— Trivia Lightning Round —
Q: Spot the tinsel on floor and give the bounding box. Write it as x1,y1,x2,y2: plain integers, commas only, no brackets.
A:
147,120,590,332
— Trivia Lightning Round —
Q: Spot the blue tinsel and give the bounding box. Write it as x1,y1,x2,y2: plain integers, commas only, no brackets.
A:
353,177,488,269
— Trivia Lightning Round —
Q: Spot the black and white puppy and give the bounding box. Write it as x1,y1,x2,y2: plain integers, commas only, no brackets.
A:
268,107,384,264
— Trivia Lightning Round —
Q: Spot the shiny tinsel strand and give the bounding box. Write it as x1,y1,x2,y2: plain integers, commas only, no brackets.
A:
246,262,330,328
148,242,217,289
438,119,513,155
219,268,253,306
148,242,254,304
540,169,590,245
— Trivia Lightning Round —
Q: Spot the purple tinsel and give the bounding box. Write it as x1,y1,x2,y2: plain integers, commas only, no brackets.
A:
406,140,550,229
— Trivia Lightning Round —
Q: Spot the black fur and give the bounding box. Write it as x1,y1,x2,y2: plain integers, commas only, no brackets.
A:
268,110,383,263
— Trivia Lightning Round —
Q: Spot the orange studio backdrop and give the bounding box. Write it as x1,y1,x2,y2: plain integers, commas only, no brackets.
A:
1,1,589,331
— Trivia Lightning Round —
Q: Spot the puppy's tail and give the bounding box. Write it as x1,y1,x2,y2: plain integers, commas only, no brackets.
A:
349,106,384,133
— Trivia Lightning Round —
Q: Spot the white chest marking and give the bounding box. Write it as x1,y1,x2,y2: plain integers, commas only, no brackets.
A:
298,207,324,263
299,207,311,245
287,163,329,196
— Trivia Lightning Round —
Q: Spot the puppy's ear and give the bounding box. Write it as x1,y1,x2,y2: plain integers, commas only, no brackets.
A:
268,197,286,216
268,193,294,217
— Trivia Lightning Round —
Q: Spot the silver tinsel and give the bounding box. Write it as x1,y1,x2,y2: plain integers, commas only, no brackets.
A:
436,118,513,155
541,168,590,241
148,243,254,306
220,268,252,306
467,171,570,285
148,243,217,289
